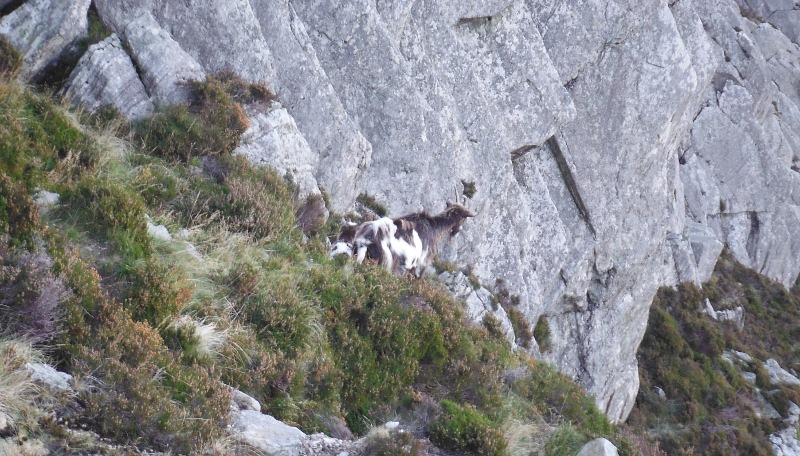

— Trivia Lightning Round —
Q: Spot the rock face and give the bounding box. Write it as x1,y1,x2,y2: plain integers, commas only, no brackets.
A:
122,12,205,106
8,0,798,425
234,103,321,197
0,0,91,80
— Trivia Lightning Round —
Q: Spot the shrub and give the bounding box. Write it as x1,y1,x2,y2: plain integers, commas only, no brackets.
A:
0,81,98,190
59,176,151,259
131,161,181,207
543,423,586,456
119,258,190,327
508,359,612,437
133,75,254,161
428,400,508,456
505,306,531,349
0,172,39,249
174,156,298,242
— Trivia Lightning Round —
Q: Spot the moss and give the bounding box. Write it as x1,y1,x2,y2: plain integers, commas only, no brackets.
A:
357,192,388,217
533,315,551,353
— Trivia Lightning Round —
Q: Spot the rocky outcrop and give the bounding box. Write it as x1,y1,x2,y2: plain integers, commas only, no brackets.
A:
0,0,90,80
7,0,799,425
64,34,154,119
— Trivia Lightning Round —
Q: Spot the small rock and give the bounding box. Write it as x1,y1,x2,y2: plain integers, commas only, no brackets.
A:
654,386,666,400
742,372,757,385
146,221,172,242
34,190,60,208
731,350,754,364
24,362,72,392
576,437,619,456
231,388,261,413
385,421,400,429
0,411,10,432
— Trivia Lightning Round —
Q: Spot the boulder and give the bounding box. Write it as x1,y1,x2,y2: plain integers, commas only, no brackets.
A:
230,410,306,456
577,437,619,456
0,0,91,80
64,34,154,119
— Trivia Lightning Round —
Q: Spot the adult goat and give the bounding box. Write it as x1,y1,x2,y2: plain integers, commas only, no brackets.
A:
330,199,476,277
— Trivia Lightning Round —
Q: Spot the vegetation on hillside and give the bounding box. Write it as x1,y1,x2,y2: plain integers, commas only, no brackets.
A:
0,36,636,455
624,252,800,455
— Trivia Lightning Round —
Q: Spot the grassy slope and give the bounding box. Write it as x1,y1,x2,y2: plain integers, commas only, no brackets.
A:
0,38,633,455
624,252,800,455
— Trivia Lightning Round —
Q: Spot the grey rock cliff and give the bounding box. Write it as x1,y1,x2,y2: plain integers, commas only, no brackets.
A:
35,0,800,424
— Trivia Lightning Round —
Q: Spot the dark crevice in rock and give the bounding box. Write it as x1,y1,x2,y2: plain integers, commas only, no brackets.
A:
119,39,151,99
0,0,26,17
548,136,597,239
746,211,760,262
456,16,492,27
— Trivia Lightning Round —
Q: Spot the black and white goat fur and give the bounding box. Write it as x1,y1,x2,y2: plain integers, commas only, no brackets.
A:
330,201,476,277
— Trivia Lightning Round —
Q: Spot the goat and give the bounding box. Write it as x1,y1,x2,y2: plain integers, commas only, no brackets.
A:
330,200,476,277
